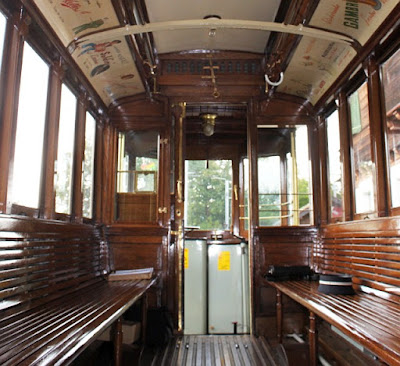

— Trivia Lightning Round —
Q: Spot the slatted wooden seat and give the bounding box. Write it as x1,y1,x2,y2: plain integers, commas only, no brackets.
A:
0,215,156,365
268,280,400,366
268,218,400,366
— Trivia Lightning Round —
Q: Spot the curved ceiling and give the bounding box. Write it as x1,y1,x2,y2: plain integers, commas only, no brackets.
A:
31,0,399,106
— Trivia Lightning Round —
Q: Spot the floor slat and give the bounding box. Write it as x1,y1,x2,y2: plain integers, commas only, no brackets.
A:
154,335,278,366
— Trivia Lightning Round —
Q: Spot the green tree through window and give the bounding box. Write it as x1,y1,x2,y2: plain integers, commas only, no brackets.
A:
185,160,232,230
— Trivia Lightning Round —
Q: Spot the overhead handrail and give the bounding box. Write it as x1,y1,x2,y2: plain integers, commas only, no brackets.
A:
69,19,356,52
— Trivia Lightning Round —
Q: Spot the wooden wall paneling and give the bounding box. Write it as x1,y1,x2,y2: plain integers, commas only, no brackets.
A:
338,91,353,221
255,93,316,126
317,116,328,225
40,60,63,220
101,122,116,224
71,94,86,223
367,55,388,217
107,225,169,307
0,12,25,214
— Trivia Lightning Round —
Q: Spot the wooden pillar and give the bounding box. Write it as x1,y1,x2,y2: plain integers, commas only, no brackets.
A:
316,116,328,226
276,289,283,344
309,311,318,366
0,12,26,213
113,317,123,366
40,60,63,219
338,91,353,221
366,55,388,217
71,94,86,223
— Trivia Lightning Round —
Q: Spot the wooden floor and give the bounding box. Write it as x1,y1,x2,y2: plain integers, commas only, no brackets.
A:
146,335,280,366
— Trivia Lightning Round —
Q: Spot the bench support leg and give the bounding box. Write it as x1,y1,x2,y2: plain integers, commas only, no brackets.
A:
114,317,123,366
309,311,318,366
276,289,283,343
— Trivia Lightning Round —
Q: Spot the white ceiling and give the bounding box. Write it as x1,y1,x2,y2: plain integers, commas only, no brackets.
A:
145,0,281,54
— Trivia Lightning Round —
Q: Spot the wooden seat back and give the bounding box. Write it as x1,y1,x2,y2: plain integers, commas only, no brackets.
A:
315,218,400,304
0,215,110,317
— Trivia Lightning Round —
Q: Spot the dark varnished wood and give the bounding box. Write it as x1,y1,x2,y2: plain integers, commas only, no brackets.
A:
269,280,400,366
367,55,388,218
0,11,25,214
40,61,63,220
71,94,87,223
107,224,169,307
0,214,156,365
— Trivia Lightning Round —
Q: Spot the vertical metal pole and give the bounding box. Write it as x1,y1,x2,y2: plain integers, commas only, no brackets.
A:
175,102,186,332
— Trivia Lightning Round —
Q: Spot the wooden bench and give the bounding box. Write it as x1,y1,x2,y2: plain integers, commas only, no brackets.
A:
268,218,400,366
0,215,156,365
268,280,400,366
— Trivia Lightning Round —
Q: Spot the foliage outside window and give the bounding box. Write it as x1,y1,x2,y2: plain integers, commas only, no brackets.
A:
348,83,376,215
326,109,344,221
0,12,6,71
10,43,49,209
381,47,400,208
116,130,159,223
257,126,312,226
185,160,232,231
82,112,96,218
55,84,77,214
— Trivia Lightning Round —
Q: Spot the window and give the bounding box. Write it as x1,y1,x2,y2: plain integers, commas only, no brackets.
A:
326,109,344,221
381,48,400,209
348,82,376,215
257,126,313,226
0,11,6,70
55,84,77,214
185,160,232,231
82,112,96,218
258,156,281,226
116,130,159,223
10,43,49,209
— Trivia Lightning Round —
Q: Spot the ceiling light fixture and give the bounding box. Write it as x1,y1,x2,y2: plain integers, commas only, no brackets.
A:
200,113,217,137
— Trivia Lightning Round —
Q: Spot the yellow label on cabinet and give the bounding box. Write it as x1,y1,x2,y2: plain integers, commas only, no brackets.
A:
184,248,189,269
218,251,231,271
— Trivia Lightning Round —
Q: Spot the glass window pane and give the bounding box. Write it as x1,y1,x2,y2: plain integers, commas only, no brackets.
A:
349,83,376,214
185,160,232,231
381,48,400,208
82,112,96,218
116,130,159,223
55,84,76,214
258,156,281,226
257,126,312,226
11,43,49,208
295,125,312,225
0,12,6,70
327,110,343,221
